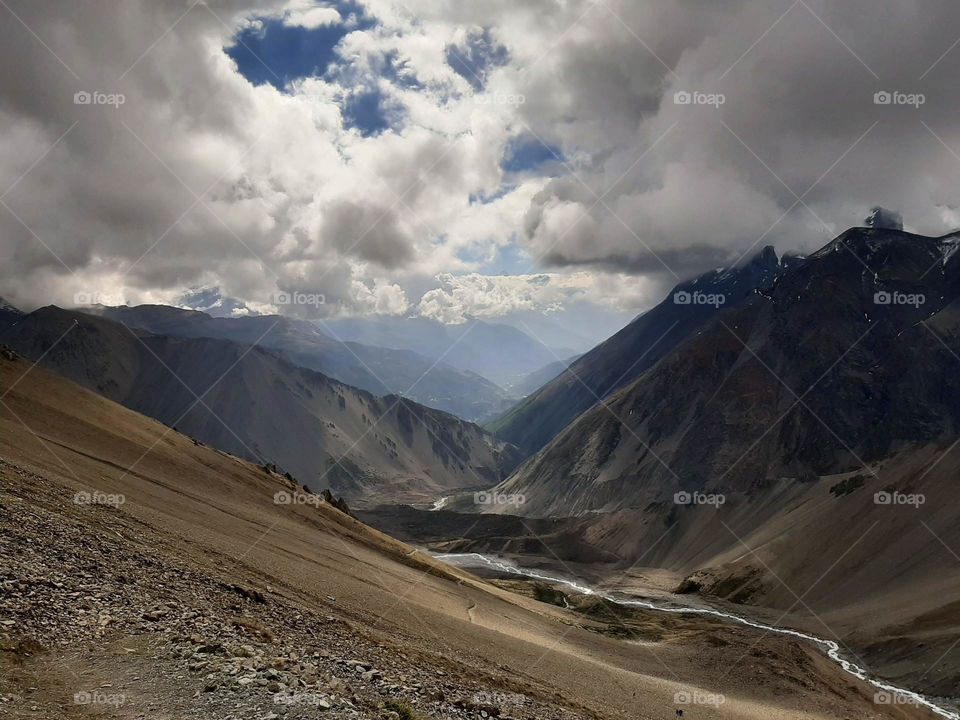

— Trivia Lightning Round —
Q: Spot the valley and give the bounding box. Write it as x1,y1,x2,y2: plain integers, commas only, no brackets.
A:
6,226,960,719
0,346,908,720
5,4,960,718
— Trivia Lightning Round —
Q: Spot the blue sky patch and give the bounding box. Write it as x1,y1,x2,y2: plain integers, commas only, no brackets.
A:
226,2,373,90
502,136,564,173
486,241,532,275
342,86,393,136
445,27,509,90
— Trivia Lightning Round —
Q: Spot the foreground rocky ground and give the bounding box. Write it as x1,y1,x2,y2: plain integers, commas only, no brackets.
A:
0,458,584,720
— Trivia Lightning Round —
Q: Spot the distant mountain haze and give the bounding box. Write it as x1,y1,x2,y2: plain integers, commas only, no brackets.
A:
81,304,514,422
0,306,520,506
321,315,578,388
508,356,580,399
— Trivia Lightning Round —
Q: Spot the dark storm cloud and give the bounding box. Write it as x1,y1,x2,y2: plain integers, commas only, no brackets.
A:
323,199,415,269
510,0,960,282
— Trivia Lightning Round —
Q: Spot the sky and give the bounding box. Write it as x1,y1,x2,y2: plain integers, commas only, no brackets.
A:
1,0,960,347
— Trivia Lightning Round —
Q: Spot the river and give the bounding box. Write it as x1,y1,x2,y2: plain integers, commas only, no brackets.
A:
435,551,959,720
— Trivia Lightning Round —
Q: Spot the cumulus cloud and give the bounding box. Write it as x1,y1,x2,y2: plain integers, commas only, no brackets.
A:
506,0,960,281
0,0,535,316
417,271,654,324
281,1,341,29
1,0,960,327
351,277,410,315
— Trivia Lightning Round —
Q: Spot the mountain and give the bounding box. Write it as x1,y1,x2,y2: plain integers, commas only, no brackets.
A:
321,315,578,387
0,296,22,329
508,355,580,398
0,340,890,720
493,227,960,517
404,444,960,699
489,246,793,456
0,306,519,506
82,304,512,422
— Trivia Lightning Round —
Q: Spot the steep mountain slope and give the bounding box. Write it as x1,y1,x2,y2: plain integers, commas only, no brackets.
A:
0,349,905,720
509,355,580,398
494,228,960,517
83,304,512,421
0,306,519,506
490,247,793,456
323,315,576,387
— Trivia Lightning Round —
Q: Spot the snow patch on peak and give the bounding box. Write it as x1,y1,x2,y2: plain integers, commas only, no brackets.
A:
0,297,21,314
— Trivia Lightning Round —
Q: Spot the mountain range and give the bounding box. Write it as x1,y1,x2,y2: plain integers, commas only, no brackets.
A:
399,227,960,696
492,228,960,516
0,306,519,506
0,332,889,720
76,304,516,423
321,314,579,390
488,246,798,456
6,227,960,702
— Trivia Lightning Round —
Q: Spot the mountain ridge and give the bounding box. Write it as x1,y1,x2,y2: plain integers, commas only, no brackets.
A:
0,305,520,506
82,303,513,422
490,227,960,517
488,244,797,456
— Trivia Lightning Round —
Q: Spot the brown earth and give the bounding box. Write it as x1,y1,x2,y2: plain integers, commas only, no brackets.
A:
0,351,938,719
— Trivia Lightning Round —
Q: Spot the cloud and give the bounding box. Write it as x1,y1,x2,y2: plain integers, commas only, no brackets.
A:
505,0,960,280
321,199,415,269
417,271,654,324
865,206,904,231
0,0,529,316
281,1,342,30
2,0,960,325
351,277,410,315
